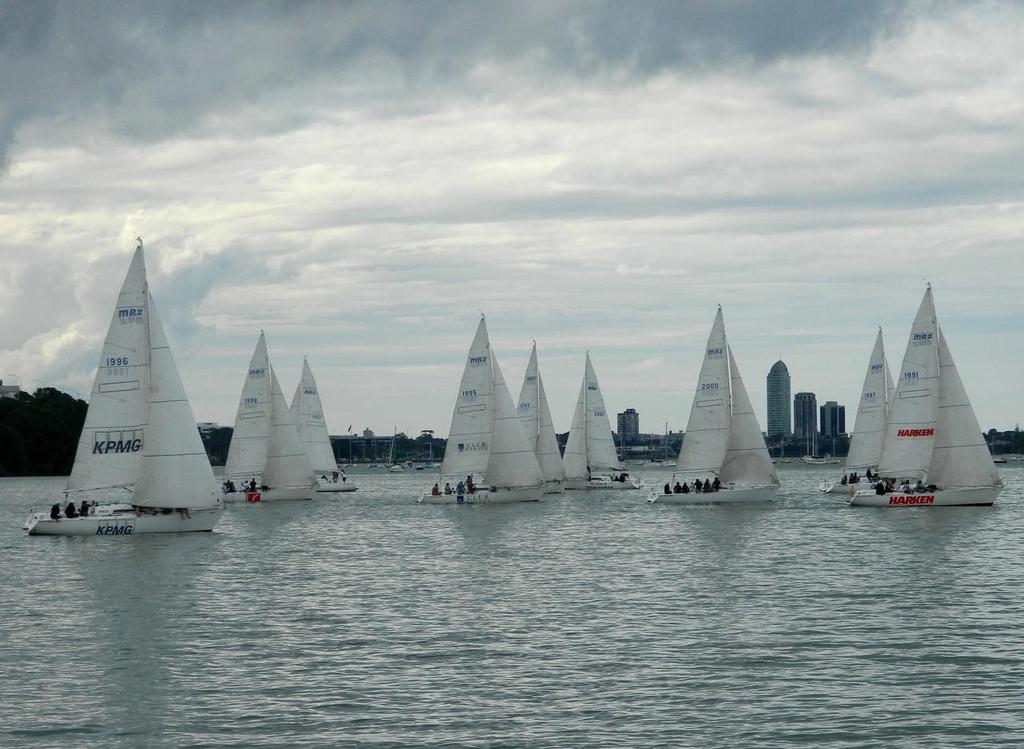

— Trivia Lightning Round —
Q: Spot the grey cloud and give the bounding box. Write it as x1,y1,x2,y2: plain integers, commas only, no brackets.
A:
0,0,912,165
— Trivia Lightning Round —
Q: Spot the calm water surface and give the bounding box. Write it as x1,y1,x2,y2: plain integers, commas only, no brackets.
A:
2,464,1023,748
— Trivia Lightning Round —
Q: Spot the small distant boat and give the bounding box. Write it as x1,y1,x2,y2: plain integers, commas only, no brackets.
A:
993,458,1008,464
516,341,566,494
24,240,222,535
563,353,643,491
850,286,1003,507
801,454,842,465
290,358,357,493
649,306,779,505
418,315,544,504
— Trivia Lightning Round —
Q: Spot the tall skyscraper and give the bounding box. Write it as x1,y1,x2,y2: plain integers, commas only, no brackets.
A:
617,408,639,443
793,392,817,442
766,360,791,437
819,401,846,437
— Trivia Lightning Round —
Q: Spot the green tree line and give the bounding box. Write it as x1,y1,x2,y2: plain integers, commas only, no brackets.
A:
0,388,88,476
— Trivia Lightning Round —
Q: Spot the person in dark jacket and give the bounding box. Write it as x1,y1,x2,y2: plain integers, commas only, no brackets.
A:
65,502,78,518
50,503,61,521
79,499,90,517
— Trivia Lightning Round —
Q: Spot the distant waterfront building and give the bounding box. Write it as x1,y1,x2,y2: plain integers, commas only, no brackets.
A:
362,428,375,438
794,392,817,441
766,361,791,437
819,401,846,438
617,408,639,443
0,379,21,399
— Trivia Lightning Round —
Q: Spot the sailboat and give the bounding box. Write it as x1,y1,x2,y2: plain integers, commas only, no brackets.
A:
418,316,544,504
387,428,405,471
650,306,779,504
290,358,356,493
24,240,222,535
850,285,1003,507
819,328,894,493
222,333,315,502
563,353,643,490
516,342,566,493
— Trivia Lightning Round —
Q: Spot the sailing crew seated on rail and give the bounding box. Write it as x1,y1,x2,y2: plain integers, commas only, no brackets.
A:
431,483,440,496
664,483,671,495
79,499,90,517
50,503,61,520
444,483,453,495
673,482,683,494
465,475,476,493
875,481,887,495
65,501,78,518
712,477,721,491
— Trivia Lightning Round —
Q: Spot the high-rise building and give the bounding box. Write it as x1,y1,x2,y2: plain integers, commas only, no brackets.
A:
617,408,639,443
819,401,846,437
766,360,791,437
793,392,817,441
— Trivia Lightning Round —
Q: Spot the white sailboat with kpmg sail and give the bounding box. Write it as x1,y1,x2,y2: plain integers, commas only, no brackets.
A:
516,342,566,494
819,328,894,494
563,353,643,490
418,316,544,504
223,333,315,502
650,306,779,504
290,358,356,493
850,286,1002,507
24,240,222,535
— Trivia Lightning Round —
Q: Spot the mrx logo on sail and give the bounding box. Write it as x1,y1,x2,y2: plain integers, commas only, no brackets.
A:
469,356,488,366
912,332,934,345
117,307,145,325
92,428,144,454
707,347,724,358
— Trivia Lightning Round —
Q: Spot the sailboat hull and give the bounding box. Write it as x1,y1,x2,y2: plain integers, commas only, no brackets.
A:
25,507,221,536
542,480,564,495
564,476,644,491
316,483,358,493
417,485,543,504
849,486,1002,507
649,485,778,504
260,485,315,502
819,478,873,495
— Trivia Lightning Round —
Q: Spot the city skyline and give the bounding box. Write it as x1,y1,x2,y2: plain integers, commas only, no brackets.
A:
1,2,1022,435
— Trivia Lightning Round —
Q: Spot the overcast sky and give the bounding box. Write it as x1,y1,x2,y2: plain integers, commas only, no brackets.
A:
1,0,1022,437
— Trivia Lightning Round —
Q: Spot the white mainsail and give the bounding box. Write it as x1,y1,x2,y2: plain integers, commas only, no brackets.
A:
133,294,220,510
486,352,544,488
440,317,495,479
290,358,337,472
583,354,621,472
927,328,1002,489
563,354,621,478
263,365,314,489
878,287,940,479
844,328,893,472
719,346,779,487
67,245,150,493
224,332,272,479
516,343,566,484
677,307,731,476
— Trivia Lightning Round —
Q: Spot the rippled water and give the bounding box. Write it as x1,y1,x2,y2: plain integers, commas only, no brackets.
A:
2,464,1023,748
